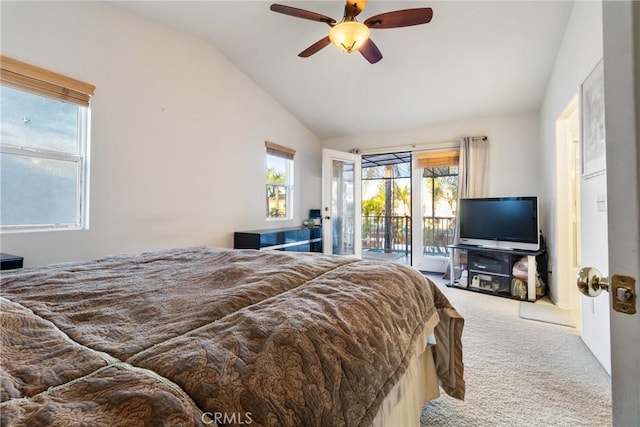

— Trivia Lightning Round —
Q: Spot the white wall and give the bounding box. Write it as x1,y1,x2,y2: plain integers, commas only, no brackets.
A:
540,0,604,304
0,2,322,266
322,112,542,200
539,1,610,372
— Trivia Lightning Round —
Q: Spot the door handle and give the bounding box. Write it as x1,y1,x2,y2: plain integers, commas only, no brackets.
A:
577,267,637,314
576,267,609,297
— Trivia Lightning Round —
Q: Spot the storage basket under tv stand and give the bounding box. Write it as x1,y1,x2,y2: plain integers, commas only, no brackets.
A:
446,244,547,302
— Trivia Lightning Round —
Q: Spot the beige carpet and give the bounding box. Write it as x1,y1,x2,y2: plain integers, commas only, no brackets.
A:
421,274,611,427
518,297,574,327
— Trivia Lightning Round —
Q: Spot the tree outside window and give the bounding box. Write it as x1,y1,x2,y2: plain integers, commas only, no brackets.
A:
265,153,292,219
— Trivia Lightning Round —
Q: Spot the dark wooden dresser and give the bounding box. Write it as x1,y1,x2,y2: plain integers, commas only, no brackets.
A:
234,226,322,252
1,253,24,270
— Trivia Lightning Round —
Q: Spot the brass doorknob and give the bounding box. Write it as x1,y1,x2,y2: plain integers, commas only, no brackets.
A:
576,267,610,297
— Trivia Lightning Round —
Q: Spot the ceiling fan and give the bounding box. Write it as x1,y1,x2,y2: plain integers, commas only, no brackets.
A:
270,0,433,64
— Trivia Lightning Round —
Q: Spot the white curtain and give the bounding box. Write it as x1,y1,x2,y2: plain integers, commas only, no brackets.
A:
451,136,489,267
458,136,489,199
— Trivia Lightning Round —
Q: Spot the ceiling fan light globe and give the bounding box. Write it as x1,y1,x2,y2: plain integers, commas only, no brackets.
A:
329,21,370,53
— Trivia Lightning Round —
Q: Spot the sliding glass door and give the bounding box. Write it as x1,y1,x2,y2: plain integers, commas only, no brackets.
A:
412,151,459,272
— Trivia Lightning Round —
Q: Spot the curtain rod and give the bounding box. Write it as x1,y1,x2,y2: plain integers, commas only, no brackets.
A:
351,135,487,155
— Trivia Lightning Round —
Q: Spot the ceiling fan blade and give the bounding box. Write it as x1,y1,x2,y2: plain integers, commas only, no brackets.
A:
359,38,383,64
364,8,433,29
298,36,332,58
344,0,368,19
270,4,336,25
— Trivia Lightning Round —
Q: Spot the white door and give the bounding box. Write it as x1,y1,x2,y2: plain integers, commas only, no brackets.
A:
601,2,639,423
322,149,362,257
579,61,611,374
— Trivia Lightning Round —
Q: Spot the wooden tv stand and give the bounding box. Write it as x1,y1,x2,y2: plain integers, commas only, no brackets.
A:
446,244,547,302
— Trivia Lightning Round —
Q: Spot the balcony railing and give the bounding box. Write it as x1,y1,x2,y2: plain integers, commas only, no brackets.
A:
421,216,455,255
362,215,410,255
361,215,454,256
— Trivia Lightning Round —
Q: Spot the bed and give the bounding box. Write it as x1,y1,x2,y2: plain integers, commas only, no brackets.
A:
0,246,464,426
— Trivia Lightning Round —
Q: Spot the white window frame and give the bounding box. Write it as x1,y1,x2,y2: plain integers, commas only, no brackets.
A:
265,152,294,221
0,105,90,233
0,56,93,233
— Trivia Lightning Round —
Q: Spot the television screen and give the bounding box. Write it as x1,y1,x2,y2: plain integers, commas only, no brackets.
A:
459,197,540,251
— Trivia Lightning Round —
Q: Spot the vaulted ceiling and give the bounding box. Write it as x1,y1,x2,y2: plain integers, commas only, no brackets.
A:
108,1,575,139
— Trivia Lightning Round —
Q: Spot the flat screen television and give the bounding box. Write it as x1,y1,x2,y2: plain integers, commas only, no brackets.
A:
459,196,540,251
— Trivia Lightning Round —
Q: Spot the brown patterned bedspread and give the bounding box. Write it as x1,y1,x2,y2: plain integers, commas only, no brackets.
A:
0,247,463,426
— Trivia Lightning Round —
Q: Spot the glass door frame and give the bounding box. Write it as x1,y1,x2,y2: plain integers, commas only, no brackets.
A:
322,149,362,257
411,147,460,272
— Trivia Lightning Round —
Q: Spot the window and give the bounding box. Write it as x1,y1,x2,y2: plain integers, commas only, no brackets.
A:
265,141,294,219
1,56,95,232
417,150,459,255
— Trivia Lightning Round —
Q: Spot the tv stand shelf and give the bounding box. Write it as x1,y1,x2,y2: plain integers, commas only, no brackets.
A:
446,244,547,302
